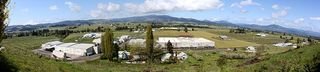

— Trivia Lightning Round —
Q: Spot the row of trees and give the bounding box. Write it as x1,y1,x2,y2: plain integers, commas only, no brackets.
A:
101,24,182,63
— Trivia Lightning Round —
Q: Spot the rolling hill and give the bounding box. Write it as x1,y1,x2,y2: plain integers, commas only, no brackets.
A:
6,15,320,38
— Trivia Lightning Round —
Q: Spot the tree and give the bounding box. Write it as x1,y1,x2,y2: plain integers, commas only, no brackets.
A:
297,38,301,44
284,39,290,43
145,24,154,63
0,0,9,44
166,41,173,54
113,43,120,62
184,27,188,33
290,36,294,40
101,28,114,61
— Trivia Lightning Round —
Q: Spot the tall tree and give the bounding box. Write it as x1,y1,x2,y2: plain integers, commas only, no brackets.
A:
101,28,114,60
167,41,173,54
0,0,9,43
145,24,154,63
184,27,188,33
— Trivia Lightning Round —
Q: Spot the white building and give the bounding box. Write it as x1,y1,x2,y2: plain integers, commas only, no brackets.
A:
92,38,101,44
256,33,268,37
219,35,229,40
245,46,256,53
82,33,102,39
118,35,131,43
54,43,96,56
273,43,293,47
41,41,63,50
128,39,146,47
157,37,215,48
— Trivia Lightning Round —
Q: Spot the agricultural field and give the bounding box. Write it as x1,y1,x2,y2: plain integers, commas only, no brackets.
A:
1,36,318,72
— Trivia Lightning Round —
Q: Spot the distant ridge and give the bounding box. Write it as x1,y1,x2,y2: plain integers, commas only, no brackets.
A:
6,15,320,38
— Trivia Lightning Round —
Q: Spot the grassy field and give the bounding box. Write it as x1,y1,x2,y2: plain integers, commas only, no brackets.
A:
0,36,228,72
1,36,319,72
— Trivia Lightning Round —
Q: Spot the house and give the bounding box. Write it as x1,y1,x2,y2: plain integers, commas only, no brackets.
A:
157,37,215,49
82,33,102,39
273,43,293,47
219,35,229,40
256,33,268,37
245,46,256,53
161,52,188,62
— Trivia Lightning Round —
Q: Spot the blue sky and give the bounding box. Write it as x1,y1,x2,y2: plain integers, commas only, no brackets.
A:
9,0,320,32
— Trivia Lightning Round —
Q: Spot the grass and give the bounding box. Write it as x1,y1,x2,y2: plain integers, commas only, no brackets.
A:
232,44,320,72
1,36,319,72
202,29,286,44
0,36,225,72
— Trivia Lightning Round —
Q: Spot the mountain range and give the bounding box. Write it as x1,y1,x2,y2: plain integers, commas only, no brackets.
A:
6,15,320,38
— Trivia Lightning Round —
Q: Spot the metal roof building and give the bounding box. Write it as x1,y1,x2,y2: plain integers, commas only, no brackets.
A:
158,37,215,49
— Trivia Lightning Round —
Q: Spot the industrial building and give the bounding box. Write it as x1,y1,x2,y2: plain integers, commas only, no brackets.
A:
157,37,215,49
41,41,100,59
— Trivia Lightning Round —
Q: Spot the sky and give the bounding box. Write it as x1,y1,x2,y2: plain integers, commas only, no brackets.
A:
9,0,320,32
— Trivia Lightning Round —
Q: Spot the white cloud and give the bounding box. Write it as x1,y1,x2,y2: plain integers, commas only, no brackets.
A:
49,5,58,11
272,10,288,18
25,20,39,25
90,2,120,18
97,3,120,12
272,4,279,10
294,18,304,24
65,1,81,12
256,18,264,22
240,0,260,6
310,17,320,21
230,0,260,8
240,9,248,13
125,0,224,13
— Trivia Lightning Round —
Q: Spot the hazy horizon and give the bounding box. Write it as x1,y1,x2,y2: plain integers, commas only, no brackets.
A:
9,0,320,32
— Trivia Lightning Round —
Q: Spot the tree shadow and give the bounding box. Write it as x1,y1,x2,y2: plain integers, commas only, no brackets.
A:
0,53,18,72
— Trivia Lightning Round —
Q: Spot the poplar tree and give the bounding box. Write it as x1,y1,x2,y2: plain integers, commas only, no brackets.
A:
0,0,9,43
145,24,154,63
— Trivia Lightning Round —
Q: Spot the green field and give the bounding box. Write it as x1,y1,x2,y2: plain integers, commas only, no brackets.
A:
1,35,319,72
2,25,319,72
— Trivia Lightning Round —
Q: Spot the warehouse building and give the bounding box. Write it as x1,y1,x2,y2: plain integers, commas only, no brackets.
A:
157,37,215,49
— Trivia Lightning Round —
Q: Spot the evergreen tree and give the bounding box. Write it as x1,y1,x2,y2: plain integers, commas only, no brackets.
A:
145,24,154,63
290,36,294,40
0,0,9,43
184,27,188,33
113,43,120,61
167,41,174,54
101,28,114,60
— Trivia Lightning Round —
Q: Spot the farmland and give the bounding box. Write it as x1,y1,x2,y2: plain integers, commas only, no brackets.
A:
2,23,319,72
